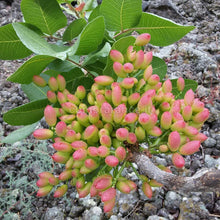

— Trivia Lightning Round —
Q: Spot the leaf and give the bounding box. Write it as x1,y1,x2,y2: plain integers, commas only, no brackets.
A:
12,23,67,60
7,55,55,83
83,42,111,66
2,122,39,144
171,79,198,99
100,0,142,31
72,76,94,92
3,99,49,126
88,5,100,22
63,18,87,42
0,24,32,60
103,36,136,78
21,0,67,35
136,13,195,46
48,57,80,72
21,83,49,101
151,56,167,80
75,16,105,55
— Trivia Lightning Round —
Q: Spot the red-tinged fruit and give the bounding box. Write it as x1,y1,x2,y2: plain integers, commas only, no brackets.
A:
101,102,113,123
135,33,151,46
48,77,58,91
115,146,126,162
100,135,111,147
77,182,92,198
168,131,181,152
105,155,119,167
57,74,66,91
36,178,49,187
184,89,194,106
147,126,162,137
127,132,137,144
121,78,134,89
179,140,201,155
37,185,53,197
85,158,98,170
48,176,59,186
135,126,145,141
33,129,53,140
52,152,70,164
110,50,124,63
112,85,122,106
54,184,68,198
98,146,110,157
123,63,134,73
142,182,152,199
33,75,47,87
127,46,136,62
47,90,57,103
38,172,53,179
94,75,114,86
161,111,172,129
162,79,172,93
159,144,169,153
182,105,192,121
87,147,98,157
193,108,209,124
172,153,185,168
190,133,208,143
116,180,131,194
101,187,116,202
73,149,87,160
113,62,126,78
113,104,127,123
75,86,86,100
55,121,67,137
94,175,112,191
177,77,185,91
104,198,116,213
133,50,144,69
116,128,129,141
53,142,73,153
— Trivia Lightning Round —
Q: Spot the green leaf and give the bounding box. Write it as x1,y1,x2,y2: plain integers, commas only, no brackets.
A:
83,42,111,66
3,99,49,126
12,23,67,60
0,24,32,60
171,79,198,99
21,0,67,35
151,56,167,80
21,83,49,101
63,18,87,42
100,0,142,31
88,5,100,22
49,57,80,72
7,55,55,83
75,16,105,55
2,122,38,144
136,13,195,46
72,76,94,92
103,36,136,78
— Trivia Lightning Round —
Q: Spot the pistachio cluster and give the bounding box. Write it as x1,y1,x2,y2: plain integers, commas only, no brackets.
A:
33,33,209,213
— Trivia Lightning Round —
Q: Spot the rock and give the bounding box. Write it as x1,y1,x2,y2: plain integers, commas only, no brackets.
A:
203,137,217,148
117,191,139,216
200,192,215,212
178,197,210,220
213,200,220,214
43,207,64,220
83,206,103,220
143,203,157,217
164,191,182,213
130,212,146,220
157,208,170,219
204,155,217,168
78,195,97,208
147,215,168,220
69,206,84,218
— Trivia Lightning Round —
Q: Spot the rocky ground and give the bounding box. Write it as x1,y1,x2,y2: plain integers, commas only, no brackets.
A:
0,0,220,219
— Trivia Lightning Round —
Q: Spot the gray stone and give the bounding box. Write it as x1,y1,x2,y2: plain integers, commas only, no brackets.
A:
179,197,210,220
69,206,84,218
143,203,157,217
200,192,215,212
213,200,220,214
203,137,217,148
147,215,168,220
164,191,182,213
43,207,64,220
204,155,216,168
79,195,97,208
83,206,103,220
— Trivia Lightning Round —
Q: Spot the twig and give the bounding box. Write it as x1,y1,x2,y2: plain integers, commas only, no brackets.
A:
66,58,95,78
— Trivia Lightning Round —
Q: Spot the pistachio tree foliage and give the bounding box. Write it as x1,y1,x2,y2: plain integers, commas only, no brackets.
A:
0,0,210,213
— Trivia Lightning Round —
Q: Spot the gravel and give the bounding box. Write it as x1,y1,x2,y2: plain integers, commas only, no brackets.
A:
0,0,220,219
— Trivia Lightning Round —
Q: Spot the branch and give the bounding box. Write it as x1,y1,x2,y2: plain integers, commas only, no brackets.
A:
132,152,220,193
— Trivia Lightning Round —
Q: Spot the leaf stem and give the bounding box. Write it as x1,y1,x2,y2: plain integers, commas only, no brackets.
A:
64,0,81,18
112,161,127,187
150,130,170,148
66,58,95,78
